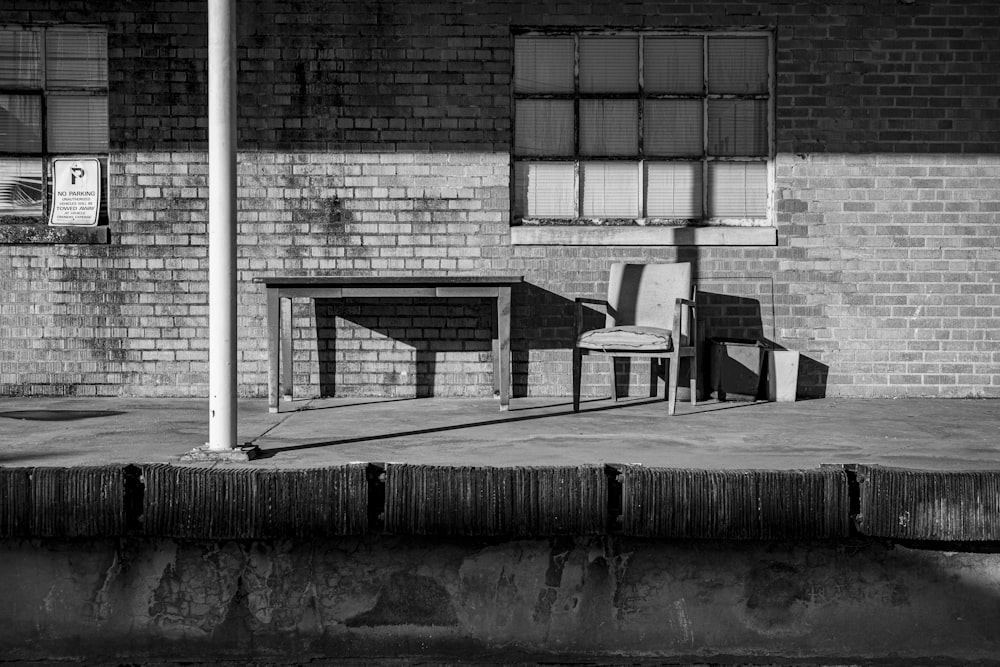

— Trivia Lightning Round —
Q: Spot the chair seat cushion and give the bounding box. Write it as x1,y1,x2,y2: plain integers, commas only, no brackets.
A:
577,325,673,352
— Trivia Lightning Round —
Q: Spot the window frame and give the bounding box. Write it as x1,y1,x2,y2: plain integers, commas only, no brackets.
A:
510,27,777,246
0,23,110,244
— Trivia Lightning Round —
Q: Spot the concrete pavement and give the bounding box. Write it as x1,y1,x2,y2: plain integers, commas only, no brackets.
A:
0,395,997,471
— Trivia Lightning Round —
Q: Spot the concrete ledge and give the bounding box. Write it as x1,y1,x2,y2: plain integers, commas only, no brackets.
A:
3,463,1000,541
383,464,608,536
0,223,109,244
620,466,852,539
856,465,1000,540
510,225,778,246
0,466,126,537
141,464,370,539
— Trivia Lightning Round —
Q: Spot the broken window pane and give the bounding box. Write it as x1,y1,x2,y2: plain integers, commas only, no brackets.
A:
0,157,43,215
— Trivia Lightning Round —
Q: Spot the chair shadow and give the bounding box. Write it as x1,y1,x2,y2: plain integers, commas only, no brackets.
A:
299,282,827,405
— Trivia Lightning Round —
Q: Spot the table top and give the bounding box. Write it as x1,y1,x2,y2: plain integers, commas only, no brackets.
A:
253,274,524,287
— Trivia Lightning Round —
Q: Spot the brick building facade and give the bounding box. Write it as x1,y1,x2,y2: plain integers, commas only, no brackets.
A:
1,0,998,400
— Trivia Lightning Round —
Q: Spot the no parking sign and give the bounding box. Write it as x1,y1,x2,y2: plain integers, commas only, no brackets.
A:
49,158,101,227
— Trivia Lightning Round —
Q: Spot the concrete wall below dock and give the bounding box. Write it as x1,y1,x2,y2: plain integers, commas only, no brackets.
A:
3,536,1000,664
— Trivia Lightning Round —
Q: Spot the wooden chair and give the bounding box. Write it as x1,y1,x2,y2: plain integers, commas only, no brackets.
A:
573,262,699,415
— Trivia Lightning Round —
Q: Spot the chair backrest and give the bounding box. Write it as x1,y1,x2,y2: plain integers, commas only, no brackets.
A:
606,262,693,333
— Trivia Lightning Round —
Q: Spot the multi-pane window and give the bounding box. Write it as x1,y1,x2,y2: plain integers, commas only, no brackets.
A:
512,31,772,225
0,25,108,218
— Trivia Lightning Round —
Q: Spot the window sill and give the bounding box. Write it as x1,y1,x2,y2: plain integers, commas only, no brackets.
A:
510,225,777,246
0,223,109,245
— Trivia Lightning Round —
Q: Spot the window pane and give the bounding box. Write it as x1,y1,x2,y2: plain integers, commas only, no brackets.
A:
580,36,638,93
644,100,703,156
514,161,576,218
0,27,42,87
514,36,574,94
708,36,768,95
0,94,42,152
582,162,639,217
46,26,108,88
47,94,109,152
644,36,702,94
707,99,767,156
707,161,767,218
0,157,43,215
580,100,638,156
514,99,574,156
646,162,702,218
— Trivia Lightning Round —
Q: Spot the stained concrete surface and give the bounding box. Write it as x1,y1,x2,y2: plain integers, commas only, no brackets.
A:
0,395,997,471
2,535,1000,665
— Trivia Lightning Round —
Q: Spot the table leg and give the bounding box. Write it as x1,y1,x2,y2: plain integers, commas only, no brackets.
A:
281,296,293,402
497,287,511,411
266,288,280,413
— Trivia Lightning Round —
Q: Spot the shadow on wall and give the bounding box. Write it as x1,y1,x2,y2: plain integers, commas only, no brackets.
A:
308,282,828,401
699,291,829,400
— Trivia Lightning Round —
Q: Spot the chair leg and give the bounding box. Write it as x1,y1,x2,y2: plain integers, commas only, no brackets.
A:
689,351,698,406
572,347,583,412
667,352,681,415
611,356,620,402
649,358,660,398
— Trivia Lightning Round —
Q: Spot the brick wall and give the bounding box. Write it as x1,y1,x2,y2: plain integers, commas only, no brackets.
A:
0,0,998,400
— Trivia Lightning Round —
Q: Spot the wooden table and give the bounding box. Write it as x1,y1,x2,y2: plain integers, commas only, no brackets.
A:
253,275,524,412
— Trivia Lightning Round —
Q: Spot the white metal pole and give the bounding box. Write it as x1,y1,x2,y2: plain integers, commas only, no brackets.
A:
206,0,237,451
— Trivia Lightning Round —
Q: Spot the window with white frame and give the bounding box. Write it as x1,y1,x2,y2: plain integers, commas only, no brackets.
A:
512,30,772,226
0,25,108,220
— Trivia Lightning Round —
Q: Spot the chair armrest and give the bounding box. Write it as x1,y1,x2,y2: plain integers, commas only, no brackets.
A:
575,298,608,339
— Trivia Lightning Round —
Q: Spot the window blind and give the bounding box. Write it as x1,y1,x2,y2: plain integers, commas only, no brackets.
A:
708,36,768,95
708,162,767,218
708,99,768,156
514,161,576,218
514,99,574,156
579,36,638,93
644,36,703,94
582,162,639,217
0,94,42,152
644,99,703,156
0,27,41,87
45,26,108,88
47,94,108,152
580,100,638,156
645,162,702,218
514,36,574,94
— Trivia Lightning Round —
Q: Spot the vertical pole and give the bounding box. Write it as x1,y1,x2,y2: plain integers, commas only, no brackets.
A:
206,0,237,451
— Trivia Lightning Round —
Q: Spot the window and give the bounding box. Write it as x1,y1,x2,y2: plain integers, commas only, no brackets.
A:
512,30,773,232
0,24,108,237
